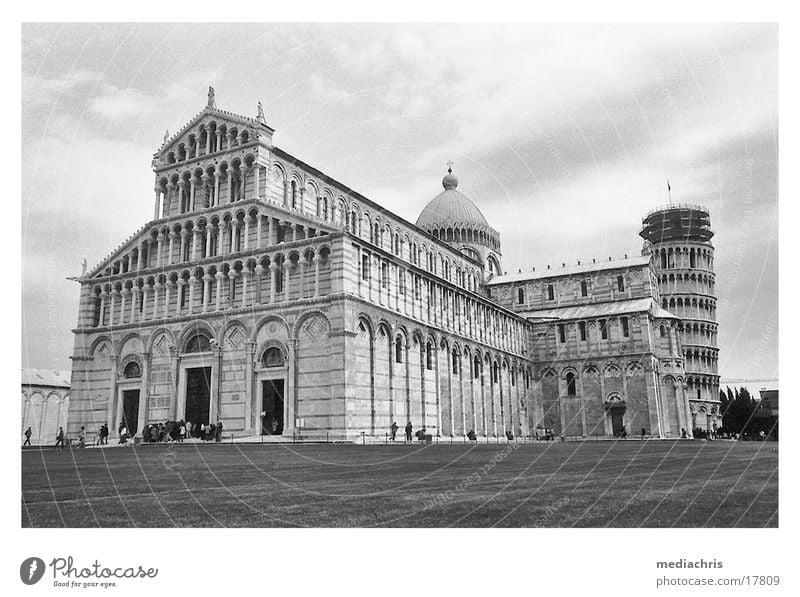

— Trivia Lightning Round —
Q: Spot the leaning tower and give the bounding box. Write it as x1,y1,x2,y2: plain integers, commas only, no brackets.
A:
640,204,721,433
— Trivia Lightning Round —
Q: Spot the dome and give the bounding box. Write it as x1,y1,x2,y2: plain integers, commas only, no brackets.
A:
416,170,490,231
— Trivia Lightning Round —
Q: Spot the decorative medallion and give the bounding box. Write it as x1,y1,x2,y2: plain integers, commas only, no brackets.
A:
154,335,169,356
303,316,326,340
626,364,643,377
226,326,246,349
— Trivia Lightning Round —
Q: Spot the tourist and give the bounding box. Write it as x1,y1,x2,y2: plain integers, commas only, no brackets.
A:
78,426,86,448
23,427,32,446
405,421,413,442
55,427,65,451
641,426,647,439
505,429,514,441
179,421,186,442
620,425,628,439
681,428,688,439
467,429,477,441
100,423,109,445
390,421,398,441
118,427,128,445
215,419,224,442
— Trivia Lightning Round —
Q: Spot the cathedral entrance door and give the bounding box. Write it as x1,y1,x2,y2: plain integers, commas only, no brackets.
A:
610,408,625,437
261,379,284,435
185,367,212,436
122,390,140,436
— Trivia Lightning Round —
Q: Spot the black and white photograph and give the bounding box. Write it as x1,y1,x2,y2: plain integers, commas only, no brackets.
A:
9,5,793,595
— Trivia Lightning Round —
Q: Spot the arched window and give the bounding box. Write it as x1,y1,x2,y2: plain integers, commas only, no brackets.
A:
581,280,588,297
262,346,284,367
185,333,211,353
473,356,481,380
617,275,625,293
452,349,459,374
124,361,141,378
517,287,525,304
566,371,576,396
425,342,433,370
547,284,555,301
395,337,403,364
92,294,102,326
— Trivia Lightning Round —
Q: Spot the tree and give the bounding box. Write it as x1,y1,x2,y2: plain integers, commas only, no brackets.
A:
722,386,758,435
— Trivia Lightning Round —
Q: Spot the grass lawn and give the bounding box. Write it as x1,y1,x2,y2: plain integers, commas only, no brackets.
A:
21,440,777,528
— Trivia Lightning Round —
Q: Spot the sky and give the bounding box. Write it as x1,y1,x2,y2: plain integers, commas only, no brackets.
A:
20,23,778,393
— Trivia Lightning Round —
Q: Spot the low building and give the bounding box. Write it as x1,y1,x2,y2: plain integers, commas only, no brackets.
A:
488,258,690,438
754,388,778,439
21,368,71,445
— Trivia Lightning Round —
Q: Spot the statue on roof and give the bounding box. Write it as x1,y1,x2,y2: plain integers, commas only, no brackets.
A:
81,259,87,276
207,86,216,108
163,129,169,144
257,101,266,125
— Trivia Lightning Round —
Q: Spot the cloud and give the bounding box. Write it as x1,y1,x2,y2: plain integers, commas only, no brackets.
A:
87,85,152,119
22,69,103,109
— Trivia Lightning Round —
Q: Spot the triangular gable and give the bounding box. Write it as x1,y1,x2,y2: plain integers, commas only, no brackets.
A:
156,106,274,158
82,222,151,281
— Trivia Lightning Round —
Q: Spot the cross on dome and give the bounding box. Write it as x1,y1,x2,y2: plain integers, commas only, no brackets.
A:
442,162,458,190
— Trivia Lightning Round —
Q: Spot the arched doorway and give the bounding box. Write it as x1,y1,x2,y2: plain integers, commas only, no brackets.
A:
121,361,142,435
260,346,286,435
604,394,627,437
181,332,213,437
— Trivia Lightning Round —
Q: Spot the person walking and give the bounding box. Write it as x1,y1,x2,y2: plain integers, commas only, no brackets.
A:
390,422,398,441
78,426,86,448
100,423,109,445
23,427,32,446
640,426,647,440
404,421,413,442
55,427,65,451
179,421,186,442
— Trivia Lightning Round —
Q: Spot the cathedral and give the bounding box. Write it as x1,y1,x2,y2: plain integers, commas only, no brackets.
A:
67,90,720,442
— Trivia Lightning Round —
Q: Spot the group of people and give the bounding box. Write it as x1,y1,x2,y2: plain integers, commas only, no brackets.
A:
387,422,515,443
141,419,225,443
23,418,228,449
389,421,430,442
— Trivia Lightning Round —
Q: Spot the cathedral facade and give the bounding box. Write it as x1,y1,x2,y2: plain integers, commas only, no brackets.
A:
67,91,718,442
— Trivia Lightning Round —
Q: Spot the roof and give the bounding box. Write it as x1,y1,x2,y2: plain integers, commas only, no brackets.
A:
487,255,651,285
416,173,492,231
759,389,778,404
519,297,679,322
21,368,71,389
